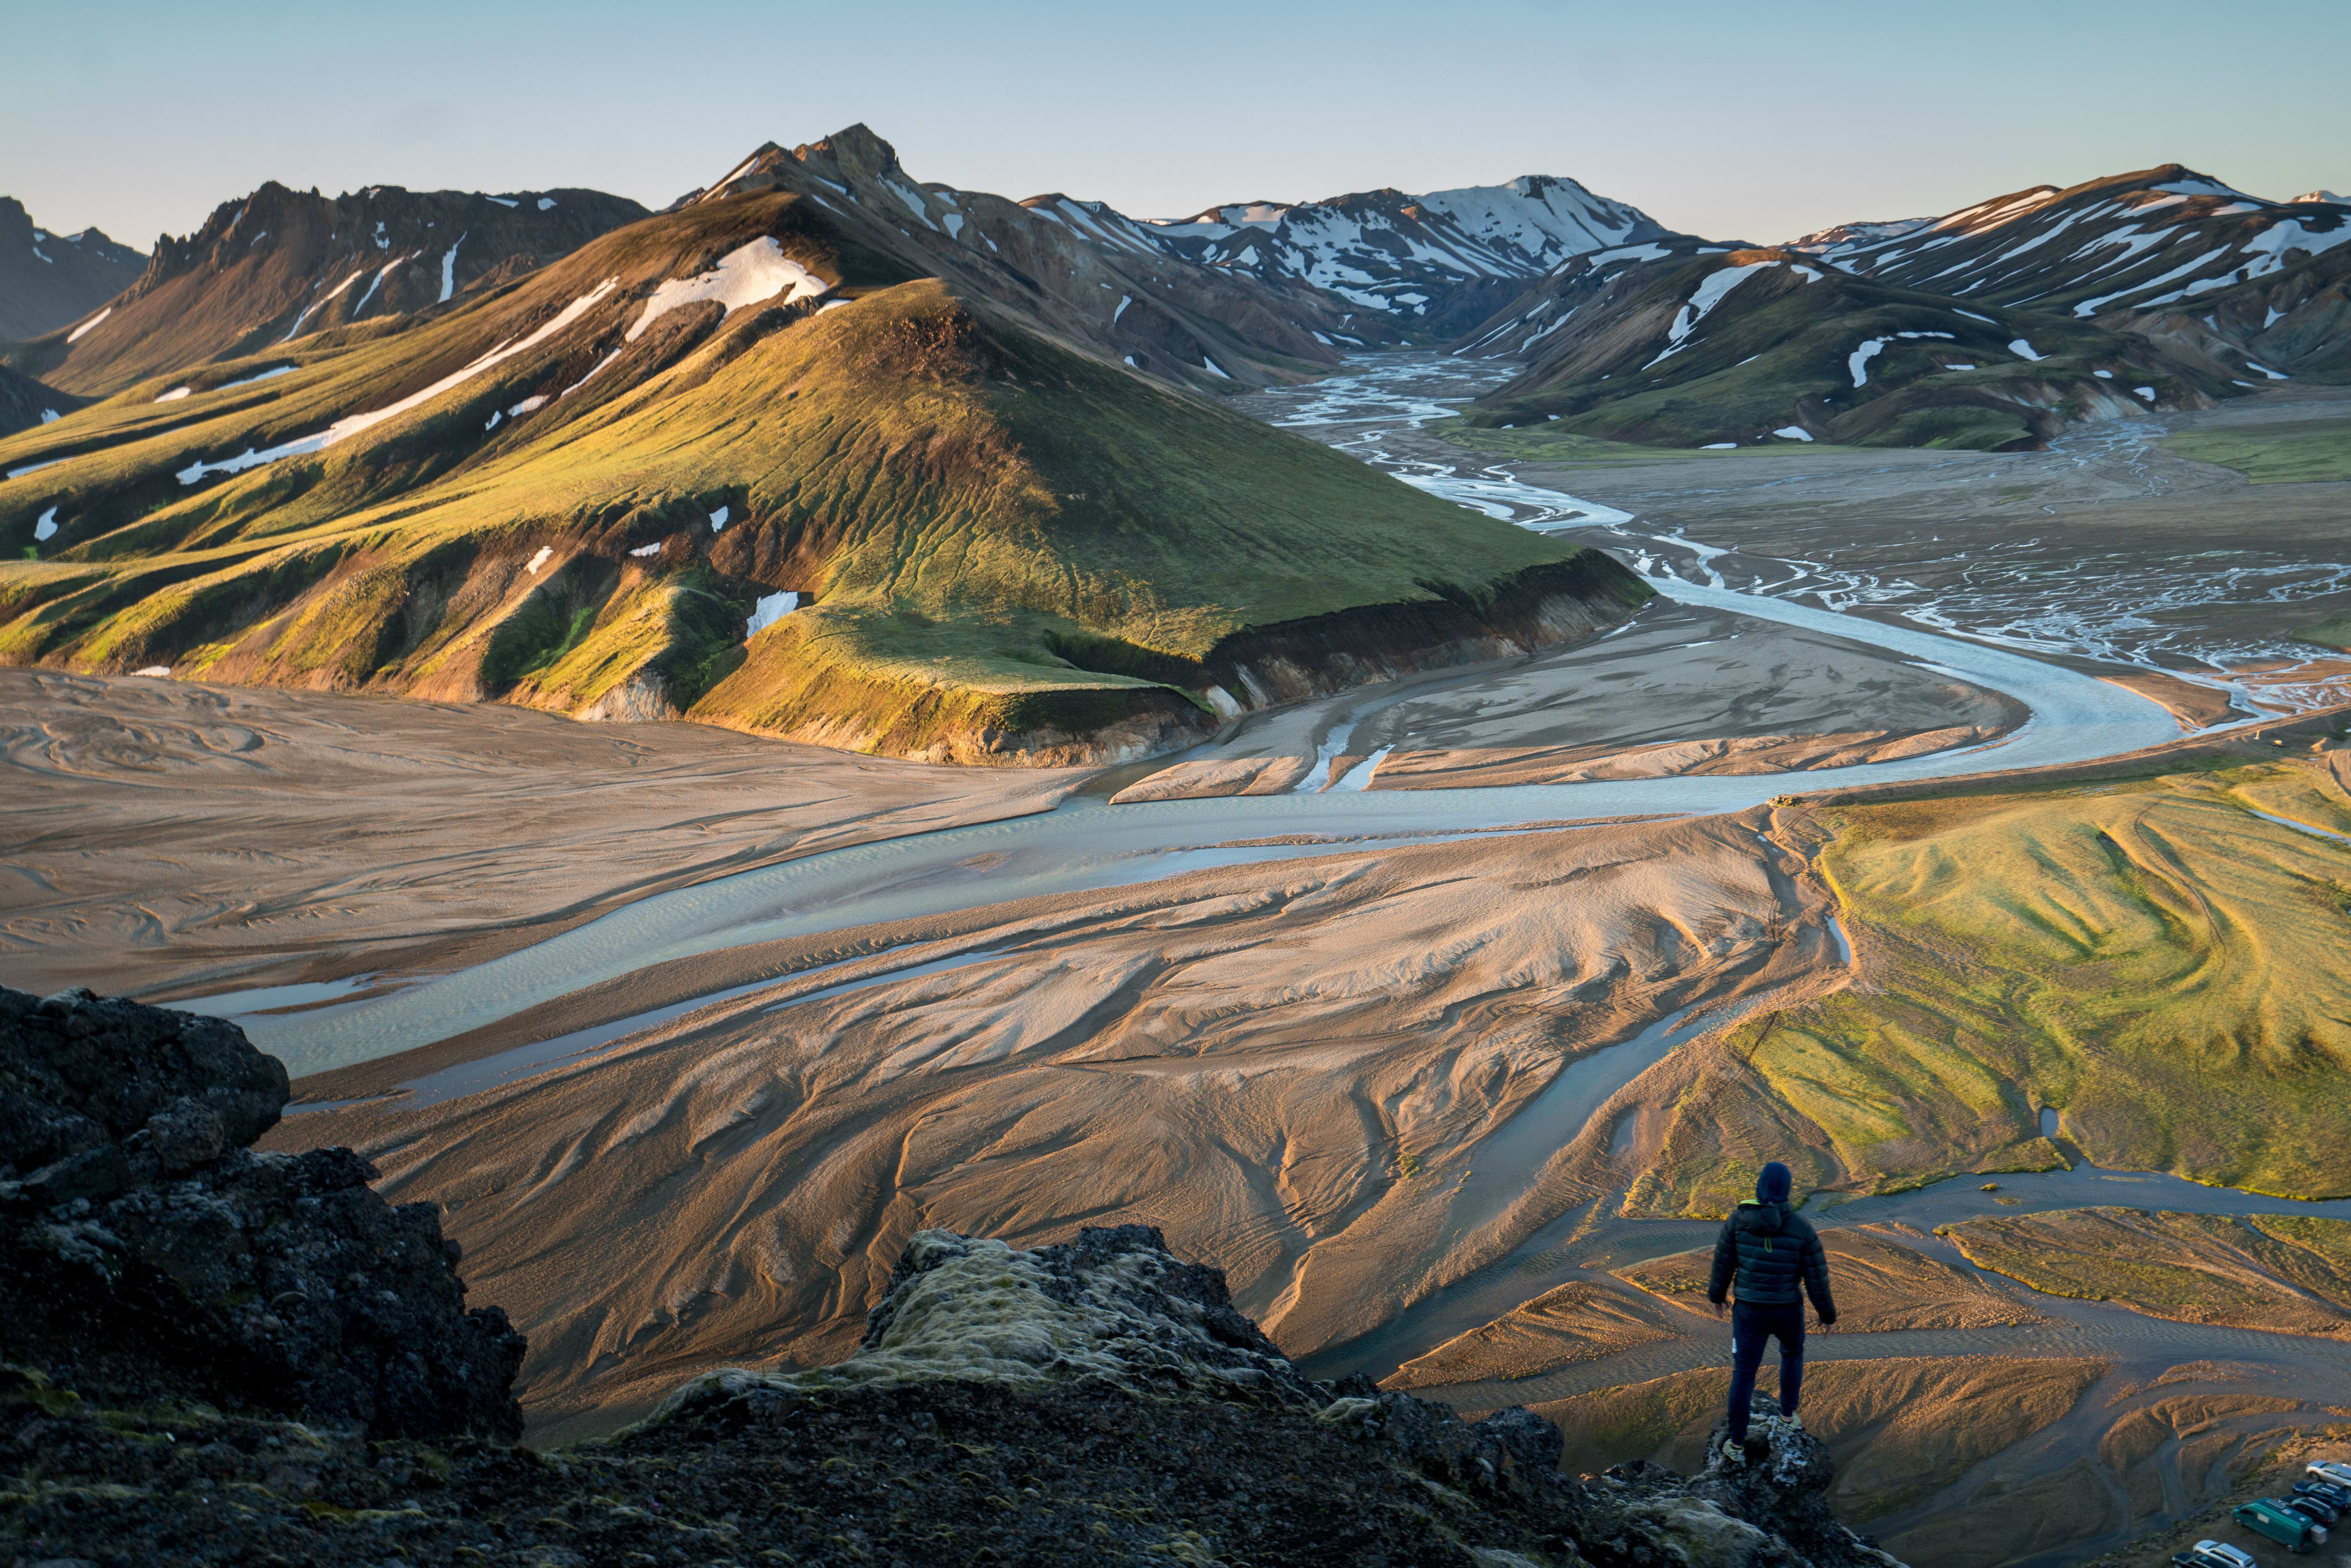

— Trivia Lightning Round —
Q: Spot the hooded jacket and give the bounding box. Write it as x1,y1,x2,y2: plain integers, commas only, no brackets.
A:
1706,1198,1836,1319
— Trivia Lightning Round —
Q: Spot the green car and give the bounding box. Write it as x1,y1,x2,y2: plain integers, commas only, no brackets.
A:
2238,1498,2328,1553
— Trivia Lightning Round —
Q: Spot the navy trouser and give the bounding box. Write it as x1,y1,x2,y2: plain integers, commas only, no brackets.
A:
1726,1300,1805,1442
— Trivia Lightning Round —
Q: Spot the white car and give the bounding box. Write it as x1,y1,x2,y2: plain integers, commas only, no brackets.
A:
2311,1461,2351,1490
2192,1541,2258,1568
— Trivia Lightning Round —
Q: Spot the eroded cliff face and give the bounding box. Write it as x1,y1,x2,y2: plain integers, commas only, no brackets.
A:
1,990,1899,1568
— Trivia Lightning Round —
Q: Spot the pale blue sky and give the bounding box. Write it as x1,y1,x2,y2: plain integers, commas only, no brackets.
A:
7,0,2346,252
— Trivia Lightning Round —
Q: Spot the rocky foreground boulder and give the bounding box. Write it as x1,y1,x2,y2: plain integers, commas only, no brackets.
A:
2,988,1899,1567
0,985,524,1439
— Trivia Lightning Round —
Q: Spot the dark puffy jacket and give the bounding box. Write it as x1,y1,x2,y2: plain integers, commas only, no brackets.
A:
1706,1199,1837,1319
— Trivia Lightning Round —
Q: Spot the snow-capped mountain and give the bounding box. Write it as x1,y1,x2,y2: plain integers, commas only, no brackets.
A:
0,198,144,342
673,127,1360,388
1141,176,1679,337
1453,240,2216,451
12,184,650,396
1811,165,2351,321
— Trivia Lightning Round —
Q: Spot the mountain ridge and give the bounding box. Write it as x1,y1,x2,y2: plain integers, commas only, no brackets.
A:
0,197,145,342
6,182,651,397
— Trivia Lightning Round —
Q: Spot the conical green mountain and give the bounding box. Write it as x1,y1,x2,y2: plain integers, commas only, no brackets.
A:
0,167,1646,763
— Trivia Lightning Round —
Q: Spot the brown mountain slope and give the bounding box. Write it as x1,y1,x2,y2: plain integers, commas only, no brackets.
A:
8,182,648,396
680,125,1360,390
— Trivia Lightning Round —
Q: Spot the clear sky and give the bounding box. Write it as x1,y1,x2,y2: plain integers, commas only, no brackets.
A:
7,0,2346,252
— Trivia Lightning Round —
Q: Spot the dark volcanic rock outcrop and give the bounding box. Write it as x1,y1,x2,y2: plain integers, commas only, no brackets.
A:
0,985,523,1439
2,1059,1894,1566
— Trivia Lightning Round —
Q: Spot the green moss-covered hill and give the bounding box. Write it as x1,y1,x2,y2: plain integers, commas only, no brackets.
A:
1460,246,2234,451
0,187,1646,763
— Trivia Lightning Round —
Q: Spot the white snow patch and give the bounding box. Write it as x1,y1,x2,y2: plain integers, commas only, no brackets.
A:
628,238,829,342
156,386,192,402
177,278,618,485
2093,369,2115,378
1701,442,1737,449
222,365,297,390
629,542,662,558
509,395,547,416
281,269,367,342
1954,309,1997,323
1200,357,1231,379
2008,338,2045,361
484,410,501,430
1646,260,1779,366
1848,339,1887,386
66,307,111,343
7,459,64,479
940,212,965,239
1944,363,1976,370
2265,306,2287,328
2247,361,2289,380
1772,426,1814,441
486,196,519,209
2153,176,2251,198
39,408,59,424
2074,246,2232,315
1586,242,1673,264
2134,385,2158,399
746,590,800,637
133,666,171,678
438,234,467,302
34,508,58,541
709,505,730,532
353,253,411,315
884,180,934,226
525,546,554,576
539,197,557,211
1114,293,1131,321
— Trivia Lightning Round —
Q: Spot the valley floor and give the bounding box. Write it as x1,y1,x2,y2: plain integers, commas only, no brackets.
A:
7,359,2351,1568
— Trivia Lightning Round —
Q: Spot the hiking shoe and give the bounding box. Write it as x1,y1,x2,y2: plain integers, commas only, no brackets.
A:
1720,1438,1747,1467
1774,1412,1805,1435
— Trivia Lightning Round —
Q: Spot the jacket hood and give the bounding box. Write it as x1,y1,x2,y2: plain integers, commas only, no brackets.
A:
1734,1198,1792,1235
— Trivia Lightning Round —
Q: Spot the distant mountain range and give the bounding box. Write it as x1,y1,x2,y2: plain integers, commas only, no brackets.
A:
1456,164,2351,448
0,198,144,342
2,133,2344,757
1138,175,1680,336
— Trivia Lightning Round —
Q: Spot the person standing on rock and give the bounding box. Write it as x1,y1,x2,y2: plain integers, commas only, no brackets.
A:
1706,1160,1837,1465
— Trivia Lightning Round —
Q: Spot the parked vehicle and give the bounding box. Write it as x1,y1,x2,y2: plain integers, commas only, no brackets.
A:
2283,1496,2338,1528
2188,1541,2259,1568
2309,1460,2351,1491
2174,1544,2257,1568
2298,1479,2351,1512
2238,1499,2327,1553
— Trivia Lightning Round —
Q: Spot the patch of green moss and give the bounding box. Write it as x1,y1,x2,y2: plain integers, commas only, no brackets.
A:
2168,417,2351,484
1632,761,2351,1215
